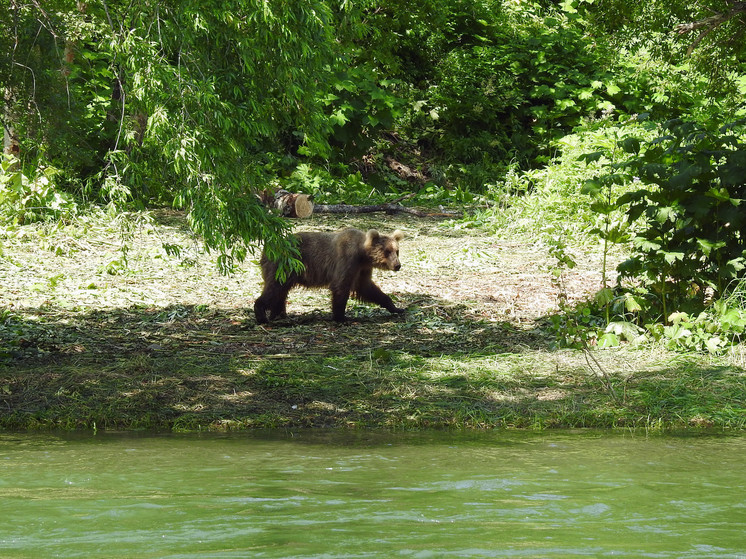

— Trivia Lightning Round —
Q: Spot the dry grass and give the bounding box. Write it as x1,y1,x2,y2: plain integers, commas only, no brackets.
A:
0,210,605,319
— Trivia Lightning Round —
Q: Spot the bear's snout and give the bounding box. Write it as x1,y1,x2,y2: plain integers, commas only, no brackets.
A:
393,262,401,271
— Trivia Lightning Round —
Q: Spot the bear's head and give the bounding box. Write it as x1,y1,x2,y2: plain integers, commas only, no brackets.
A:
364,229,404,271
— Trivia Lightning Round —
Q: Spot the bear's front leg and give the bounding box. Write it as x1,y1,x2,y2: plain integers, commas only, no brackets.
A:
356,280,405,315
254,283,291,323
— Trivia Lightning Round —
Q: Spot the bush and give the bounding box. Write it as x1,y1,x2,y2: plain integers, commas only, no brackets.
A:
611,118,746,316
554,118,746,353
0,157,78,225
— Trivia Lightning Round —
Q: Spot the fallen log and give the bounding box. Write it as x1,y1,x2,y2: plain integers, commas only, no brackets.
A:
258,189,460,218
313,203,461,218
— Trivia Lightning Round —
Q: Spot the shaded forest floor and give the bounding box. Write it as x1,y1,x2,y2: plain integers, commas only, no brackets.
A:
0,211,744,431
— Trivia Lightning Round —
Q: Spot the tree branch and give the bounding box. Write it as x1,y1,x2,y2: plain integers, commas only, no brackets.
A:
675,2,746,36
674,2,746,55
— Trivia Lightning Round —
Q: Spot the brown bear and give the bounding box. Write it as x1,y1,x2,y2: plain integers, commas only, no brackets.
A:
254,228,405,323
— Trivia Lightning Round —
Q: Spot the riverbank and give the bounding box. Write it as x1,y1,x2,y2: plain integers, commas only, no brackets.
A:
1,211,744,431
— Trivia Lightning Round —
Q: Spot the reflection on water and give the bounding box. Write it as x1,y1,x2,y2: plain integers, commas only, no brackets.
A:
0,430,745,558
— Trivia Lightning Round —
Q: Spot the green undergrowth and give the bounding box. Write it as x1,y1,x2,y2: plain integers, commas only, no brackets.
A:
1,304,744,433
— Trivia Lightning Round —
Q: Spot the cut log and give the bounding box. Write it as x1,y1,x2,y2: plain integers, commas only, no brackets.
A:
259,189,314,218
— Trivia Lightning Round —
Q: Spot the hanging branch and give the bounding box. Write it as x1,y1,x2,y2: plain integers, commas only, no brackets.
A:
675,2,746,54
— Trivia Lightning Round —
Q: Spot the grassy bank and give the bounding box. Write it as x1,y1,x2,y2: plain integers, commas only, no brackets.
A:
1,211,744,432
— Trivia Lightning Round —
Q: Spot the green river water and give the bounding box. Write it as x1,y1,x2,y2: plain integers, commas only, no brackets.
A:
0,430,744,558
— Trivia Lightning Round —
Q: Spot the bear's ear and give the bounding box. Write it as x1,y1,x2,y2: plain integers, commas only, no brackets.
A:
364,229,380,251
392,230,404,242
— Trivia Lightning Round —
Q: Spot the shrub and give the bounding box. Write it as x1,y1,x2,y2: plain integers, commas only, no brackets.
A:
0,157,77,225
612,118,746,317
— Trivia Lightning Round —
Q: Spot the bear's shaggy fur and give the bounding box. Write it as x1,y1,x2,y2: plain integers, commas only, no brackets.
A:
254,228,405,323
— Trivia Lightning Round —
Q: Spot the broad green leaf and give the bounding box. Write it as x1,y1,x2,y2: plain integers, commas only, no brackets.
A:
606,82,621,95
618,137,641,154
705,187,732,202
696,238,726,256
579,152,605,165
668,312,690,325
597,332,620,348
624,294,644,313
590,201,616,214
606,320,643,340
595,287,614,305
663,251,685,264
705,336,723,354
329,109,348,126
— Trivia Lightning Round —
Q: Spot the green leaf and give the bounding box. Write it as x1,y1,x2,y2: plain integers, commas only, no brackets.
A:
618,137,641,154
633,237,662,252
668,311,690,326
654,206,677,223
726,257,746,273
595,287,614,306
597,332,620,348
624,294,644,313
696,238,726,256
606,82,621,96
704,336,723,354
606,320,643,341
593,202,620,216
705,187,732,202
329,108,348,126
663,251,685,264
581,178,603,194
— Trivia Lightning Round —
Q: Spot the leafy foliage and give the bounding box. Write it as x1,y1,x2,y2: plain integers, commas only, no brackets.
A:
579,0,746,101
0,156,77,225
323,67,406,160
552,117,746,353
614,118,746,312
1,0,337,273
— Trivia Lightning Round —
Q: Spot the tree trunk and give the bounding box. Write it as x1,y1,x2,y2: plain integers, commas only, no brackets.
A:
3,88,19,161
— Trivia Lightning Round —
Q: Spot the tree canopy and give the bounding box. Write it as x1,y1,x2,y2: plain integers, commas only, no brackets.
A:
1,0,744,271
2,0,338,269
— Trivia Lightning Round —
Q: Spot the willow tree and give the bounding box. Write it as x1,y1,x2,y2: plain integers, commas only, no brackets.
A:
1,1,338,270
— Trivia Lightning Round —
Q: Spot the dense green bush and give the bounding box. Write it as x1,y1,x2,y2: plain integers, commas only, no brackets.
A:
426,10,611,165
548,117,746,352
611,118,746,315
0,157,77,225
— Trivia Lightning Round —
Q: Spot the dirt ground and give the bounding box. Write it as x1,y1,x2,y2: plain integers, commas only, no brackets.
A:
0,210,606,326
